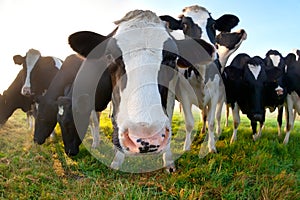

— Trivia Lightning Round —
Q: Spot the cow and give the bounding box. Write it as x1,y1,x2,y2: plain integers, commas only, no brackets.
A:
160,5,246,153
282,50,300,144
13,49,62,96
56,84,101,155
223,53,286,143
263,50,287,136
34,55,83,145
34,53,113,156
0,49,61,126
68,9,215,172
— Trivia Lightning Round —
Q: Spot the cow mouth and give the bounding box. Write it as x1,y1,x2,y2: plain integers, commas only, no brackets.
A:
275,87,284,96
120,127,170,155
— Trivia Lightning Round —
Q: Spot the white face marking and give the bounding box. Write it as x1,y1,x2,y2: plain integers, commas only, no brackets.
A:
114,19,171,138
58,105,64,116
248,64,261,80
292,49,299,61
22,49,41,95
183,9,211,44
269,55,280,67
52,57,62,69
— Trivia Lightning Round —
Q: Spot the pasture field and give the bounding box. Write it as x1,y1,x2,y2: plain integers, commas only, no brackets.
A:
0,108,299,200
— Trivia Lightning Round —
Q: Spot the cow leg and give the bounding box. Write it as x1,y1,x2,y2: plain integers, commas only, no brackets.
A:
215,96,225,137
277,106,283,137
201,108,207,134
207,101,217,153
283,95,294,144
225,104,230,127
181,102,194,151
89,110,100,148
252,121,260,141
163,143,175,173
254,121,264,141
230,103,240,144
110,149,125,170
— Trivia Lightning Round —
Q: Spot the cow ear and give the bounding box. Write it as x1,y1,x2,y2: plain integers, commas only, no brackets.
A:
215,14,239,32
13,55,24,65
176,38,215,67
159,15,183,30
68,31,107,57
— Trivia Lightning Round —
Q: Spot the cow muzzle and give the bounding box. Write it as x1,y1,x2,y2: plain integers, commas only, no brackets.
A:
275,86,284,96
120,125,170,154
21,86,32,96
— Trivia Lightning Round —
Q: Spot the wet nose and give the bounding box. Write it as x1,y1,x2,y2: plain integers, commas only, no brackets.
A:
21,86,31,96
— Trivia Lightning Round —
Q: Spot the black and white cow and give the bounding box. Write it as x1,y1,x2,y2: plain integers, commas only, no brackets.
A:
282,50,300,144
34,30,116,155
223,53,286,143
69,9,215,171
56,84,101,155
34,55,83,146
263,50,287,136
0,49,61,126
160,5,246,152
13,49,62,96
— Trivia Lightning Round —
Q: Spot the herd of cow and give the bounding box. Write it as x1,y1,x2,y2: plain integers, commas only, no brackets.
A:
1,5,300,172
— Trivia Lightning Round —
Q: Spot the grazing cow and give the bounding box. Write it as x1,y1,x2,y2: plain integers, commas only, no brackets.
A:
69,9,215,172
56,84,101,155
34,53,112,156
160,5,246,152
223,54,286,143
282,50,300,144
34,55,83,144
0,49,61,126
0,71,33,125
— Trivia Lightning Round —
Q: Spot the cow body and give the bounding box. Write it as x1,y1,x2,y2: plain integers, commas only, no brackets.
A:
69,9,214,172
0,49,61,126
282,50,300,144
160,5,246,152
223,53,286,143
34,54,84,146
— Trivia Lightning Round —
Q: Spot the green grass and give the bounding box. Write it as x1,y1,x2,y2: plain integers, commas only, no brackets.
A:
0,109,299,199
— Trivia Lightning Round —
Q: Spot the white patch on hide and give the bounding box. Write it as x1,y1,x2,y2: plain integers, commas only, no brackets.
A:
269,55,280,67
58,105,64,116
248,64,261,80
114,18,171,135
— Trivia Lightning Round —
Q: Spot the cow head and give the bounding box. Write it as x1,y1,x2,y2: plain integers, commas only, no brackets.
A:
13,49,41,96
215,29,247,71
160,5,244,71
33,95,58,144
264,50,286,98
160,5,239,44
69,10,214,156
243,56,267,122
57,96,82,156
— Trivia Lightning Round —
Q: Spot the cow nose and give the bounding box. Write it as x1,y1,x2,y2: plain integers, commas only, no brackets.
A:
275,86,284,96
253,114,263,121
21,86,32,96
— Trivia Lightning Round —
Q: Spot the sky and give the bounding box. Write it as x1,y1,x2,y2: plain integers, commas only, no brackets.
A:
0,0,299,93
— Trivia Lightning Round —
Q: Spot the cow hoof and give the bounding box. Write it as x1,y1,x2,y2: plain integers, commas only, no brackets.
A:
283,138,289,145
166,165,176,173
209,148,217,154
230,137,236,144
